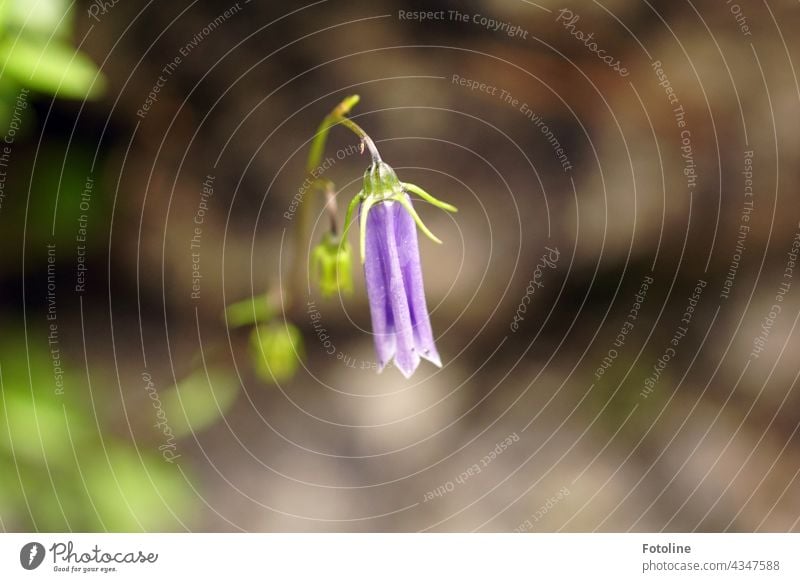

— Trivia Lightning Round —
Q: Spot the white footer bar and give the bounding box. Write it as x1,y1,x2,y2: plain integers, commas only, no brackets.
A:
1,533,797,581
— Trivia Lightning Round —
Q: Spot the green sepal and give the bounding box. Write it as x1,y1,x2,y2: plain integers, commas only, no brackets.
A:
403,182,458,213
342,191,362,240
358,196,377,264
393,194,442,245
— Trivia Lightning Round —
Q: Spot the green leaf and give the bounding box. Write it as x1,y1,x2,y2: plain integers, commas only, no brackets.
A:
4,0,72,39
0,334,91,467
224,293,273,327
0,391,87,465
0,38,105,99
83,445,194,531
160,368,239,437
0,1,9,32
250,324,303,383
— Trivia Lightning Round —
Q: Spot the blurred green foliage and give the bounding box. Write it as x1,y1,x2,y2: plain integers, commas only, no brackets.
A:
0,332,195,531
0,0,108,266
224,294,274,329
0,0,105,132
250,324,303,383
0,140,106,266
162,367,239,437
0,1,204,531
586,348,668,440
225,295,306,384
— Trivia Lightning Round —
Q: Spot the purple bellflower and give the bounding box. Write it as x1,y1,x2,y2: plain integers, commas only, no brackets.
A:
343,158,457,378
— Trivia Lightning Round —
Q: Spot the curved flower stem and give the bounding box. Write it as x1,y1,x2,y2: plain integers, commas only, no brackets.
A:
306,95,360,173
289,95,361,309
288,95,386,304
338,117,382,164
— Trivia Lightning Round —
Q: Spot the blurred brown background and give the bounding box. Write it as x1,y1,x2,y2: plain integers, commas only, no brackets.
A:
1,0,799,532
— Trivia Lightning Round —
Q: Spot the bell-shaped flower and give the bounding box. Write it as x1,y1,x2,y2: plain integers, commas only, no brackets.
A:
343,160,457,378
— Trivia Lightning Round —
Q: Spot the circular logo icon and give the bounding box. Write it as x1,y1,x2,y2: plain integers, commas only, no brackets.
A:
20,542,45,570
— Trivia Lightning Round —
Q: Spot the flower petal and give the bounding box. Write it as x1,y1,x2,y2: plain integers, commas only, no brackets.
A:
393,196,442,368
368,201,419,378
363,201,395,371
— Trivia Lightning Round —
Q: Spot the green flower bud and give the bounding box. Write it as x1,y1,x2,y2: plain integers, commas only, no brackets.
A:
311,232,353,297
249,323,303,383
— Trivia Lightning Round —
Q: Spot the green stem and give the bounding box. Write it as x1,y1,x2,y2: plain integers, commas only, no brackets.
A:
322,180,338,236
289,95,361,308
